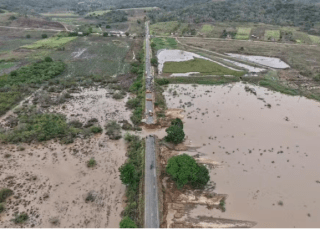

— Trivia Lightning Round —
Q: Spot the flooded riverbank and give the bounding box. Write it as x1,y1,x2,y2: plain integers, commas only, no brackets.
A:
163,83,320,227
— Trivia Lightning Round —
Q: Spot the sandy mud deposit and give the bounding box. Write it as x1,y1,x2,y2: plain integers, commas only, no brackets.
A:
0,87,132,228
226,53,290,69
163,83,320,227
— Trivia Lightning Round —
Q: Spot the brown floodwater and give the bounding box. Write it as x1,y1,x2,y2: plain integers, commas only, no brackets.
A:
163,83,320,228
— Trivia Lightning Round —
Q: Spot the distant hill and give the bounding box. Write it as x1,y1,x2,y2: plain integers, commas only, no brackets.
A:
0,0,210,15
148,0,320,35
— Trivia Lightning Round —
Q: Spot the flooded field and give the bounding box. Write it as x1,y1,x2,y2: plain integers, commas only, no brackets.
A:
157,50,241,75
0,87,132,228
226,53,290,69
163,83,320,228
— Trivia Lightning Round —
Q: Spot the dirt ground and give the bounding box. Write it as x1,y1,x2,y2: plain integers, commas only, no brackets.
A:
0,87,133,228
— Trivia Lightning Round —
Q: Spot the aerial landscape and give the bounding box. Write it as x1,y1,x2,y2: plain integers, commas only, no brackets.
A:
0,0,320,228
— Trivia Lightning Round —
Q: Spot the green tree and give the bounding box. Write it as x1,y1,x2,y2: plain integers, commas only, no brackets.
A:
165,125,185,144
44,57,53,62
166,154,210,189
42,34,48,39
171,118,183,129
120,216,137,228
119,162,139,188
26,34,31,39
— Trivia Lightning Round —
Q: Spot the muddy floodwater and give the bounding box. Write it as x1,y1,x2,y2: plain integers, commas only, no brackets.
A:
226,53,290,69
163,83,320,228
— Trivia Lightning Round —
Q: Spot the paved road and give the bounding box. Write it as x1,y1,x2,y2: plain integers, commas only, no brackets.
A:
145,135,159,228
145,21,154,125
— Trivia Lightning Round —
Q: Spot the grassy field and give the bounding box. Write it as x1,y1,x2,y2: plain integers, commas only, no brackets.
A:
151,37,178,50
150,21,180,36
22,37,77,49
309,35,320,44
86,7,158,17
40,12,79,17
50,36,132,77
163,58,245,76
0,62,15,71
201,24,214,33
264,30,281,41
235,27,251,40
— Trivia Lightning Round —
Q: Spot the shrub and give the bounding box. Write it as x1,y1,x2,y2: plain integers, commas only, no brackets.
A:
165,125,185,144
119,162,139,188
9,15,16,20
156,78,169,85
85,191,95,202
11,213,29,224
42,34,48,39
151,57,158,67
44,57,53,62
171,118,183,129
26,34,31,39
0,203,5,213
103,32,109,37
105,120,122,140
90,126,102,133
126,98,141,109
220,199,226,212
87,158,97,168
106,25,111,29
0,188,13,203
68,120,83,128
125,32,130,37
120,216,137,228
314,74,320,81
166,154,210,189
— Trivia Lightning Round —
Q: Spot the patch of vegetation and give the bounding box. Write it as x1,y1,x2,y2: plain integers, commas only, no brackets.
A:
85,191,96,202
235,27,251,40
201,24,214,33
0,188,13,203
105,120,122,140
219,199,226,212
87,158,97,168
166,154,210,189
0,203,4,213
309,35,320,44
160,76,240,85
11,213,29,224
259,78,299,96
265,30,281,41
151,37,177,51
163,58,245,77
22,37,77,49
128,48,145,126
0,106,82,144
119,134,144,227
90,126,102,134
150,21,180,36
120,216,137,228
0,62,15,72
171,118,183,129
0,60,65,87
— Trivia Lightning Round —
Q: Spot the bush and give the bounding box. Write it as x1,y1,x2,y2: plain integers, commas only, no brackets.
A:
120,216,137,228
0,188,13,203
165,125,185,144
9,15,16,20
166,154,210,189
90,126,102,134
171,118,183,129
151,57,158,67
119,162,139,188
0,203,4,213
314,74,320,81
26,34,31,39
105,120,122,140
126,97,141,109
103,32,109,37
44,57,53,62
106,25,111,29
87,158,97,168
11,213,29,224
156,78,169,85
42,34,48,39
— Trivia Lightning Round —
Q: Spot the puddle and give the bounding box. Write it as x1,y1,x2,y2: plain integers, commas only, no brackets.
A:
163,83,320,227
157,50,241,74
226,53,290,69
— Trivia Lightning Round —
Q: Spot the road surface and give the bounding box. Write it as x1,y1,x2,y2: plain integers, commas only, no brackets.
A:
145,21,154,125
145,135,159,228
